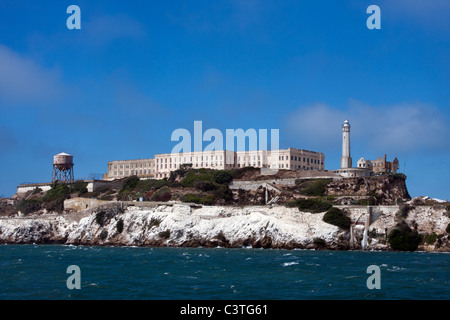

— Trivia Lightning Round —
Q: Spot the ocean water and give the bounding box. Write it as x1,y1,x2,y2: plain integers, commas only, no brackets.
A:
0,244,449,300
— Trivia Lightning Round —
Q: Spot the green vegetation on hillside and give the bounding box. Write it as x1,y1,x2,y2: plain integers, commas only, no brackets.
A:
16,198,42,215
388,221,422,251
423,232,437,245
114,169,234,205
15,181,88,214
322,207,351,230
181,193,215,205
295,178,333,197
181,169,233,188
287,198,333,213
117,176,173,201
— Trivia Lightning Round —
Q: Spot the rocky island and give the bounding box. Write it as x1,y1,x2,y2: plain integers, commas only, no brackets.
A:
1,167,449,252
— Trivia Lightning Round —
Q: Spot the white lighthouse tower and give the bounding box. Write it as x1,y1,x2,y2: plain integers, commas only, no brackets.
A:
341,120,352,169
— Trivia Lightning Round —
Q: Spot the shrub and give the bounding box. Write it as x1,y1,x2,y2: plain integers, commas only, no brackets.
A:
158,229,171,239
289,198,333,213
323,207,351,230
297,179,332,197
42,183,70,200
217,231,227,242
135,179,169,192
32,187,43,195
388,222,422,251
117,190,130,201
99,230,108,241
116,219,124,233
180,193,214,205
151,186,172,202
69,181,89,194
148,218,161,229
213,185,233,203
181,170,214,187
96,211,107,226
354,197,377,206
395,204,411,220
193,180,217,192
168,165,191,182
424,233,437,245
181,193,202,204
212,170,233,185
117,176,140,200
77,188,88,196
200,195,215,206
121,176,140,192
16,199,41,215
42,198,65,213
95,206,124,227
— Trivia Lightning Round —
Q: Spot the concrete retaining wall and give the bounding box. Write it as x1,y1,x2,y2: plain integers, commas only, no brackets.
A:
64,198,111,212
229,175,338,190
86,179,124,193
229,179,297,190
16,183,52,194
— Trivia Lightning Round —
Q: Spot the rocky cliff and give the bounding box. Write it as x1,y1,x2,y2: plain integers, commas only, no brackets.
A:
0,200,448,251
325,174,410,205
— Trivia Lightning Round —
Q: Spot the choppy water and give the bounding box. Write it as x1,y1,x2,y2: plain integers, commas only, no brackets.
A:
0,245,449,300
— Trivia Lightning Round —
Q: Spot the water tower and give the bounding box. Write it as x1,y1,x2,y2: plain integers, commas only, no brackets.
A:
52,152,74,183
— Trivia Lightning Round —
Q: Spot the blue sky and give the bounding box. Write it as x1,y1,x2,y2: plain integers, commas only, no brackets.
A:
0,0,449,199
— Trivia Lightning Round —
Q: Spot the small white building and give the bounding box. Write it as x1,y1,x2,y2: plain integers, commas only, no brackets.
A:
357,157,373,169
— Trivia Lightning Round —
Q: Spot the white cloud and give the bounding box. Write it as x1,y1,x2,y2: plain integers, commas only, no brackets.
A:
285,100,450,154
285,103,344,149
0,45,64,105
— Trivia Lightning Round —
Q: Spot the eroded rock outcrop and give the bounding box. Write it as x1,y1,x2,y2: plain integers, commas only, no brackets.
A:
325,175,410,205
0,201,448,251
